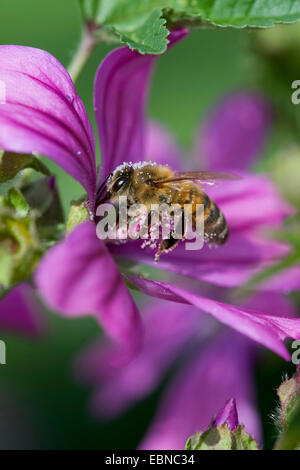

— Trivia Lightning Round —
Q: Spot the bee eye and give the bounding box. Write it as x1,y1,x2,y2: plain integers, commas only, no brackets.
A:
112,176,129,192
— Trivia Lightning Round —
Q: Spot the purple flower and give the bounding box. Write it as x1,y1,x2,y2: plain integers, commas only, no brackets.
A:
0,284,44,337
73,89,299,449
0,30,300,362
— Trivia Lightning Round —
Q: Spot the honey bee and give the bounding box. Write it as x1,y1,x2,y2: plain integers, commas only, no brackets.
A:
96,161,237,261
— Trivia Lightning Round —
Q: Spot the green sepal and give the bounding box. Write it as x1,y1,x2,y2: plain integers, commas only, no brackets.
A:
277,370,300,429
274,368,300,450
0,249,14,289
232,426,259,450
0,151,50,183
0,184,47,290
22,177,64,227
0,214,42,287
185,424,258,450
185,424,232,450
7,188,30,218
274,399,300,450
66,198,91,233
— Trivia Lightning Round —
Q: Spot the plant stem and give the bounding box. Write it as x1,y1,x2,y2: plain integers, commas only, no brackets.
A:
68,23,97,83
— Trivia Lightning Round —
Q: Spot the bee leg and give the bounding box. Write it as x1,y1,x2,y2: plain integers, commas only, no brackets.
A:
155,237,180,263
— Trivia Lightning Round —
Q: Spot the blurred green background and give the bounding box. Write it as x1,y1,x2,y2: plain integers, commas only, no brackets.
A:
0,0,297,449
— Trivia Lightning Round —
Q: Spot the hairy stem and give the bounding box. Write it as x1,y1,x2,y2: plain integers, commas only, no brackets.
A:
68,23,97,83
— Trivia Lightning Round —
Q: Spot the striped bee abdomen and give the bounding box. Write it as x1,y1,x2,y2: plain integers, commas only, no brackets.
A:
203,197,228,245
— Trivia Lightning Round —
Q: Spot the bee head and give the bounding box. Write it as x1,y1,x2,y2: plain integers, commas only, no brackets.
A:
96,161,165,206
105,164,133,201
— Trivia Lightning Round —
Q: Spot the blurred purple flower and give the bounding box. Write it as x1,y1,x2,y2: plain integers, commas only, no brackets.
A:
198,92,272,172
0,284,44,337
75,305,262,447
139,331,261,449
75,301,204,417
75,283,295,449
0,30,300,362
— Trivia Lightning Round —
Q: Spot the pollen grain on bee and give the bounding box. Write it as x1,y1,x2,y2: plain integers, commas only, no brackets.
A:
95,196,205,253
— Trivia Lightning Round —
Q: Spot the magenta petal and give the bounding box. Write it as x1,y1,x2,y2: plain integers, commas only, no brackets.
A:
208,175,293,232
140,332,261,450
111,231,295,290
95,29,188,183
94,47,155,181
145,121,183,168
0,284,45,337
167,29,189,46
257,266,300,292
128,276,300,359
35,222,142,354
214,398,239,431
0,46,96,205
75,300,204,418
198,92,271,171
241,292,297,317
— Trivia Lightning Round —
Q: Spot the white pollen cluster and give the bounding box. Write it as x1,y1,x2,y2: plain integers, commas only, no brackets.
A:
108,161,163,183
204,232,218,241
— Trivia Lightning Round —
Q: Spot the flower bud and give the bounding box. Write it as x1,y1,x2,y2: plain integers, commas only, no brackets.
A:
185,398,258,450
277,365,300,429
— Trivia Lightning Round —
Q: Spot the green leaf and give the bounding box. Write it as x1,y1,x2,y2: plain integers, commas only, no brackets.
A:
119,8,168,54
0,151,50,183
96,1,170,54
191,0,300,28
80,0,300,55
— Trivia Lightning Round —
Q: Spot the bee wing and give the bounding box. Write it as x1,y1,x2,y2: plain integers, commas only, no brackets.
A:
154,171,241,185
